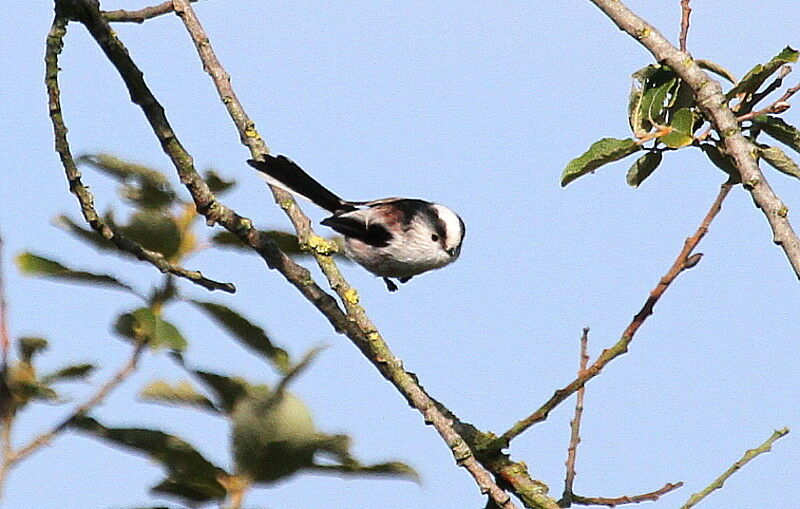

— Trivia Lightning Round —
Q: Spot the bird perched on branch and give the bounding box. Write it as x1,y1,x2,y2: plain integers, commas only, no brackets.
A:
248,155,465,291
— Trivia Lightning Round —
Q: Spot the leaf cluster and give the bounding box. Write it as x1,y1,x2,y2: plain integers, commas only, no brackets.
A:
9,156,411,507
561,47,800,187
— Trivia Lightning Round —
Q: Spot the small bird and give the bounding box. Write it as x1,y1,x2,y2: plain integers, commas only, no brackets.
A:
248,155,465,292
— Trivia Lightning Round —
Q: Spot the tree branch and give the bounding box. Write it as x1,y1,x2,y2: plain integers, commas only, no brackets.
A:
587,0,800,280
44,15,234,293
559,328,590,507
499,183,732,445
679,428,789,509
169,1,521,506
102,0,201,23
571,482,684,507
678,0,691,53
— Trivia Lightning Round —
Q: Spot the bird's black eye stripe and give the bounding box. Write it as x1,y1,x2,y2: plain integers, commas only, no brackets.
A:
431,233,439,242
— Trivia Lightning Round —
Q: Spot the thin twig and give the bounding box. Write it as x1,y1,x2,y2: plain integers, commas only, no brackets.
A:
588,0,800,280
571,482,684,507
103,0,200,23
680,428,789,509
737,79,799,123
500,183,732,445
11,341,145,464
271,345,326,399
559,328,590,507
738,65,792,115
169,2,520,507
0,233,8,367
44,15,234,293
679,0,691,52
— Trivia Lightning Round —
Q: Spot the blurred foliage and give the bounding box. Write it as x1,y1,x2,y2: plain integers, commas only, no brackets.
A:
8,155,413,507
561,46,800,187
2,336,95,416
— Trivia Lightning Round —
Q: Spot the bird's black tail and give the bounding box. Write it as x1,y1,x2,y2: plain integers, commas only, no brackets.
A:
247,155,356,213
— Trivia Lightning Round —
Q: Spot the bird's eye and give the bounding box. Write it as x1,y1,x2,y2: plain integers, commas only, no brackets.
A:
431,234,439,242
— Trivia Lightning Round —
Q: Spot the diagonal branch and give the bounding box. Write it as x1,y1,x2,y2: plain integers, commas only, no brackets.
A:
499,183,732,445
679,428,789,509
11,340,146,464
170,1,520,507
588,0,800,280
44,16,234,293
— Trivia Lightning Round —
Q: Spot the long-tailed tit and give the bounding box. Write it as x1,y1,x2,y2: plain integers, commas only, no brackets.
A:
248,155,465,292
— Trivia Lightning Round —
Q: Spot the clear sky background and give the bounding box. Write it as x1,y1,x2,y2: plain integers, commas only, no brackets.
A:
2,1,799,508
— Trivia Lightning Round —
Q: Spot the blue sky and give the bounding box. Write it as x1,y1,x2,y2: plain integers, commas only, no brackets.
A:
1,1,799,508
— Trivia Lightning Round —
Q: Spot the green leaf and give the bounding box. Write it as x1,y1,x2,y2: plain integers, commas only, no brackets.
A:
54,215,116,252
629,65,681,137
150,478,227,503
115,308,187,350
19,336,48,362
16,253,136,293
232,390,318,482
312,460,420,483
40,363,95,384
561,138,641,186
311,433,419,482
77,153,172,189
759,145,800,179
626,152,663,187
140,379,218,412
190,301,290,374
752,115,800,154
70,414,226,498
12,380,58,402
727,46,799,99
192,371,251,413
204,170,235,194
699,144,741,183
659,108,696,148
121,182,176,211
696,59,737,84
121,211,182,258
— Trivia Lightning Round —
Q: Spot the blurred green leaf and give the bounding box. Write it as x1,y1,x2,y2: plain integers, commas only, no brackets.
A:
16,253,136,293
77,153,172,188
726,46,799,99
204,170,235,194
699,144,741,183
13,380,58,402
313,460,420,483
19,336,48,362
659,108,696,148
121,211,182,258
150,478,227,503
696,59,737,84
121,182,176,210
40,363,95,384
140,379,218,412
54,215,116,252
192,371,251,413
626,151,663,187
190,301,291,374
753,115,800,153
115,308,187,350
561,138,641,186
759,145,800,179
312,433,419,482
70,415,226,499
232,390,318,482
